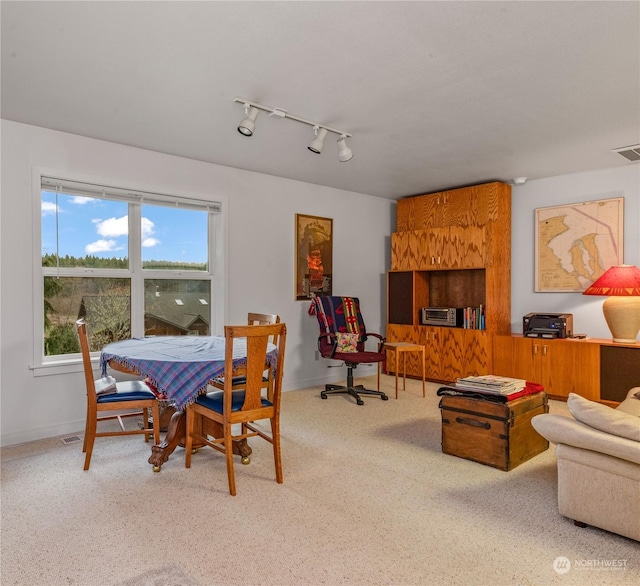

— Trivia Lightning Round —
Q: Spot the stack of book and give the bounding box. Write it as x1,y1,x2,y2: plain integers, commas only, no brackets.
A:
454,375,527,396
462,305,485,330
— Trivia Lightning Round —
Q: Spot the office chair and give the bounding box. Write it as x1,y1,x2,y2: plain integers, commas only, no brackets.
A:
309,296,388,405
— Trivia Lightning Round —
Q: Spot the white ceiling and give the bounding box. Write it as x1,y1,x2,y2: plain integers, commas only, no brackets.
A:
2,1,639,199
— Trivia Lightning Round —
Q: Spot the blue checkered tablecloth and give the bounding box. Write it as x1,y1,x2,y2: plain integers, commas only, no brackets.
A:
100,336,276,410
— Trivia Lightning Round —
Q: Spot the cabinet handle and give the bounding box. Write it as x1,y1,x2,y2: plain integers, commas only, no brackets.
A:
534,344,538,355
543,345,547,356
437,195,440,205
431,256,436,265
437,256,441,264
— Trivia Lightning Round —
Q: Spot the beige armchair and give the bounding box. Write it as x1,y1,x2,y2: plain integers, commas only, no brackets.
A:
532,388,640,542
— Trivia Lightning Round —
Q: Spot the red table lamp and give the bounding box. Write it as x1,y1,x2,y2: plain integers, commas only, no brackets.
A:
583,265,640,344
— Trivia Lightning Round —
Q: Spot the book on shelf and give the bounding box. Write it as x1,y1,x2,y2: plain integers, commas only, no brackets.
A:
462,305,485,330
454,375,527,395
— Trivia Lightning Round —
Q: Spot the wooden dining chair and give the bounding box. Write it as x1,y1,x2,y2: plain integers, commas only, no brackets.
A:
77,319,161,470
210,312,280,400
185,322,287,495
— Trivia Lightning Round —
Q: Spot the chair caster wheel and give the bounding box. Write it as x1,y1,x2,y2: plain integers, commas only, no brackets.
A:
381,395,389,400
357,400,364,406
320,393,328,399
152,465,161,473
241,456,251,465
191,448,198,454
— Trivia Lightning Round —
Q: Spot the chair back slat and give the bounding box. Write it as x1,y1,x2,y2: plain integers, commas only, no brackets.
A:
76,318,98,400
247,312,281,346
223,323,287,414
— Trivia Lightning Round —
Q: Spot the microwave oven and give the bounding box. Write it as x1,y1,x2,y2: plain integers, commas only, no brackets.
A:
420,307,464,327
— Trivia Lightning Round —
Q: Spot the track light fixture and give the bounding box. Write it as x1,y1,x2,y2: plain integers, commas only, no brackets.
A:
337,135,353,162
234,97,353,162
238,104,259,136
308,126,328,154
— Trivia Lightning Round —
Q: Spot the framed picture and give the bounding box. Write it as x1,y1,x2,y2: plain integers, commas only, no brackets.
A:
535,196,623,292
295,214,333,300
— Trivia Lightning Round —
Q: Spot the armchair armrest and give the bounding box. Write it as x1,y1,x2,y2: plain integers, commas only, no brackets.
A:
532,414,640,466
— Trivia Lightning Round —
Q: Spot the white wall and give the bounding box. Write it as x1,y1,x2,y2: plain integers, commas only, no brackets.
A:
511,167,640,337
0,120,394,445
2,120,638,446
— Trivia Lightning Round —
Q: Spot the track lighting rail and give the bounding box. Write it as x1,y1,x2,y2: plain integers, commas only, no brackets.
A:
233,97,352,138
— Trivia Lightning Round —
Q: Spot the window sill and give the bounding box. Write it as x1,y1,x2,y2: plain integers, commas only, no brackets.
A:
29,357,98,377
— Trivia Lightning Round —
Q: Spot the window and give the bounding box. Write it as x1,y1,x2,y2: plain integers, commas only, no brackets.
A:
37,175,223,363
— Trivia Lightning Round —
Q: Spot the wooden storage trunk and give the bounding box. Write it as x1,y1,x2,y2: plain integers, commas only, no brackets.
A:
439,392,549,471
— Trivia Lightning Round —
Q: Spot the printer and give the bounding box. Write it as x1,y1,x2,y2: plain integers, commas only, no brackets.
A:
523,313,573,339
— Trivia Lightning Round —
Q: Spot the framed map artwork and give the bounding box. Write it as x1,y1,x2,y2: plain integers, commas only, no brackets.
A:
535,196,623,292
295,214,333,300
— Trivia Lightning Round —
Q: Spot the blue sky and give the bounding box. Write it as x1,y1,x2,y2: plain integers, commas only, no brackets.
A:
41,191,208,263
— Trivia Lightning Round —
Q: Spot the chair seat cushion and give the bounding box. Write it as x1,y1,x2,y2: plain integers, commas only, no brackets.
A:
96,380,157,404
212,375,269,387
195,390,273,413
331,351,386,364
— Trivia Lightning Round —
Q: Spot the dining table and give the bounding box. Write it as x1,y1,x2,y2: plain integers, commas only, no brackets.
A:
100,335,277,471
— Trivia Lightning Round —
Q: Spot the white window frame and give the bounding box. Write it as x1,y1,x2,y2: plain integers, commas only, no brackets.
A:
31,168,227,375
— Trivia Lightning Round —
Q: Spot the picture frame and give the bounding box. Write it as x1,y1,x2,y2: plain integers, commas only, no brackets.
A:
534,196,624,292
295,214,333,300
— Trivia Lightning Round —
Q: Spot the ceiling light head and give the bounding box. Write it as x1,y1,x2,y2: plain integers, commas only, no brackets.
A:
337,135,353,162
308,126,328,154
238,105,259,137
512,177,527,185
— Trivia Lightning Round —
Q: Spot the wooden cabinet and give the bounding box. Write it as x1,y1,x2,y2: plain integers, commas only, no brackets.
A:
387,181,511,383
493,335,601,401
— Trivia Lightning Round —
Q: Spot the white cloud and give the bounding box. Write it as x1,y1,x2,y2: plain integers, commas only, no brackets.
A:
71,196,94,205
141,217,156,241
89,215,158,250
41,201,58,215
95,216,128,238
85,239,122,254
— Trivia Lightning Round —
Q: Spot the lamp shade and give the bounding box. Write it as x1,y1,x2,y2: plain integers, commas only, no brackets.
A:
583,265,640,344
582,265,640,296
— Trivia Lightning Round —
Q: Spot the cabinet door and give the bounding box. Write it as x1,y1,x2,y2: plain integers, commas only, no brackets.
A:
542,340,600,400
441,226,485,268
512,337,543,383
462,329,491,376
425,328,489,382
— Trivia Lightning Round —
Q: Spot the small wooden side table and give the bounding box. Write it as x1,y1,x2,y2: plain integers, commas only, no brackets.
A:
382,342,426,399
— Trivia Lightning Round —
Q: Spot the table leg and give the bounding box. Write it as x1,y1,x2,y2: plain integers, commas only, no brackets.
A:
402,351,407,391
394,350,399,399
148,409,252,471
421,346,426,397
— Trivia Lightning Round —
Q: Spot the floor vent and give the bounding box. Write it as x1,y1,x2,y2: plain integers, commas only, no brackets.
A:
60,435,82,445
612,144,640,162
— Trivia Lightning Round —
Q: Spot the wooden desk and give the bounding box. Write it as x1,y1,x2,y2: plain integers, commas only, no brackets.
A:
383,342,426,399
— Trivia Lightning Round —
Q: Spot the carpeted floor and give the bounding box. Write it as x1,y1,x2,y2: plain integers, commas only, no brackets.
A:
1,375,638,586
